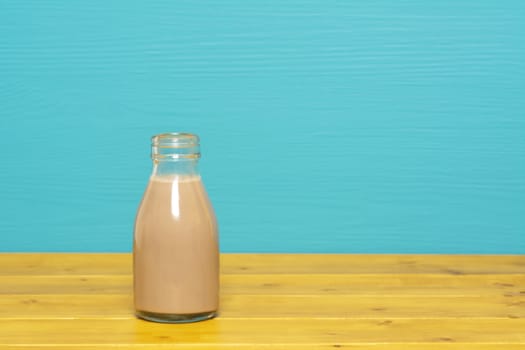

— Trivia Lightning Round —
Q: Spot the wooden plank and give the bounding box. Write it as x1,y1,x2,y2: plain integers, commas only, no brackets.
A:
0,319,524,344
1,255,523,348
0,254,131,276
5,345,525,350
0,294,523,319
0,254,524,275
0,274,523,296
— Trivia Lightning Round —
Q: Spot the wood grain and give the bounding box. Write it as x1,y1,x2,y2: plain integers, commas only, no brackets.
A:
1,254,524,275
0,253,523,348
1,274,523,296
5,346,525,350
1,319,525,344
0,294,523,319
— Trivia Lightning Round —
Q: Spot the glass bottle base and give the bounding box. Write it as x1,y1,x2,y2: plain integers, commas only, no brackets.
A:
135,309,217,323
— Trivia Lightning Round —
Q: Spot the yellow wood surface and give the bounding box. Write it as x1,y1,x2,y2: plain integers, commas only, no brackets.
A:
1,253,524,275
0,254,523,348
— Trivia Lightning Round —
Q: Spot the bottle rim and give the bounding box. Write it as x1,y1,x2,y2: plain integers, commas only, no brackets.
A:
151,133,199,147
151,132,200,159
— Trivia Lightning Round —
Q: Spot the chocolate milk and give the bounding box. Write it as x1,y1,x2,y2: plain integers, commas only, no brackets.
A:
133,175,219,317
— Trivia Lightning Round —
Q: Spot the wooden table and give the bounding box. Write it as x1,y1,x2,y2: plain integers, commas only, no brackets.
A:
0,254,524,349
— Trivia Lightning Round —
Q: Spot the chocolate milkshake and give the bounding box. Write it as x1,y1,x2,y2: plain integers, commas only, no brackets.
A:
133,133,219,323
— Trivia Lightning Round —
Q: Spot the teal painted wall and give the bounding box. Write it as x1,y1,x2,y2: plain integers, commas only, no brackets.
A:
1,1,524,253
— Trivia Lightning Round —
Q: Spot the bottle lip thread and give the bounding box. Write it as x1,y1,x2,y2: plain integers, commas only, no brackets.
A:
152,133,199,147
151,132,200,160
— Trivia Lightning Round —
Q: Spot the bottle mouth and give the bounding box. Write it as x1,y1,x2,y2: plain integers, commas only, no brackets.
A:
151,133,200,160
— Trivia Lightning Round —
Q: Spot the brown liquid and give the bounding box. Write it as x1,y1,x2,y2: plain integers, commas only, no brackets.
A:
133,175,219,317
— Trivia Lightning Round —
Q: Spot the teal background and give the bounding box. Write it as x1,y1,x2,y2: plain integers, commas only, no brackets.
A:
1,1,524,253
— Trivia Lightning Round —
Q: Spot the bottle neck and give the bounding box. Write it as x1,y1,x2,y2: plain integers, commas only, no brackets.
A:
152,159,199,177
150,133,201,177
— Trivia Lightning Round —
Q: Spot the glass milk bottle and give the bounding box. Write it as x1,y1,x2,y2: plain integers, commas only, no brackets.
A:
133,133,219,323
